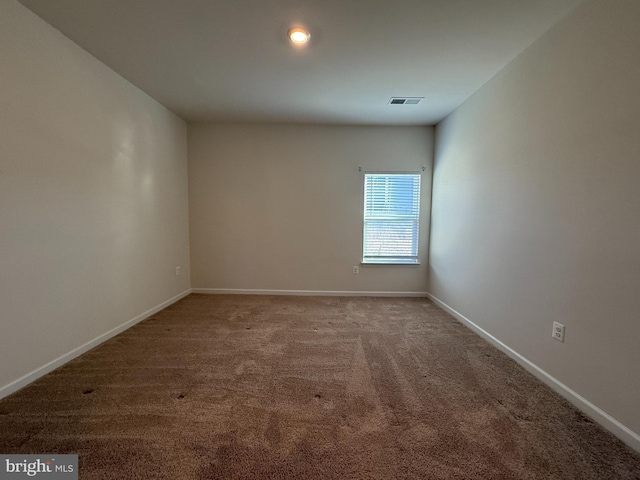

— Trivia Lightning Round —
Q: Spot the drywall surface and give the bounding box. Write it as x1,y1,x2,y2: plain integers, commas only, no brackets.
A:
0,1,190,391
430,0,640,438
188,123,433,293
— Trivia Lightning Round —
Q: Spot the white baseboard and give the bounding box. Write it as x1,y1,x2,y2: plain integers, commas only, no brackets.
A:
426,292,640,453
192,288,428,297
0,289,192,400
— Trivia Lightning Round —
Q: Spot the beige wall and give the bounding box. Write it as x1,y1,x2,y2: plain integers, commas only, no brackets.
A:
0,1,191,393
429,0,640,446
188,123,433,293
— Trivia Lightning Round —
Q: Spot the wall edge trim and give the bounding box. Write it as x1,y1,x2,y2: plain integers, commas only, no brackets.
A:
0,289,192,400
426,292,640,453
192,288,428,297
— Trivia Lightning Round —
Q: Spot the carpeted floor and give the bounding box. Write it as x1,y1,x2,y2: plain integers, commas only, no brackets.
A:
0,294,639,479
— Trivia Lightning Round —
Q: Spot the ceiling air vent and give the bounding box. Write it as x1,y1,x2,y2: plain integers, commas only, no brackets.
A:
389,97,424,105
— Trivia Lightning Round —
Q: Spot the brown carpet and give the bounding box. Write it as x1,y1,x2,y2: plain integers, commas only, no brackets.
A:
1,294,639,479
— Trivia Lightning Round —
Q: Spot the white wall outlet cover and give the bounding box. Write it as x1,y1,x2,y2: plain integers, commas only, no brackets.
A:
552,322,565,342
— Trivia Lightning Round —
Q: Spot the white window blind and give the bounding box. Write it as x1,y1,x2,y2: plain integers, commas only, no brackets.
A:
363,173,421,264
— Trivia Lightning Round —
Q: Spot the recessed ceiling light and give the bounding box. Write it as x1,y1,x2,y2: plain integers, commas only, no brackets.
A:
288,27,310,45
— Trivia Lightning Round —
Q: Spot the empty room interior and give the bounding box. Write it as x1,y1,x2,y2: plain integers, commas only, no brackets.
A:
1,0,639,478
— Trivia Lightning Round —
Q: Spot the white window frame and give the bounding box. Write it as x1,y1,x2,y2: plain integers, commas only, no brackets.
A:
362,172,421,265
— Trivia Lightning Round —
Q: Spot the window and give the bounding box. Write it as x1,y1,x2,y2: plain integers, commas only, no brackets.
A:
362,173,421,264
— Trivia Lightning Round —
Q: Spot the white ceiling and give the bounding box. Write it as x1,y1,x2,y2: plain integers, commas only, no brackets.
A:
18,0,584,125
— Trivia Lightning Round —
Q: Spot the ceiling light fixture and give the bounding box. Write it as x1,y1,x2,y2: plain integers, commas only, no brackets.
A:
288,27,310,45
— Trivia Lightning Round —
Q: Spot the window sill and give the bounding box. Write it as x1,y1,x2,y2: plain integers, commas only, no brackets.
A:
361,262,420,267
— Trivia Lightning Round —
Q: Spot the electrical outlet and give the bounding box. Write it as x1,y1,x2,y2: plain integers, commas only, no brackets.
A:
552,322,565,342
175,266,181,275
352,266,360,275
